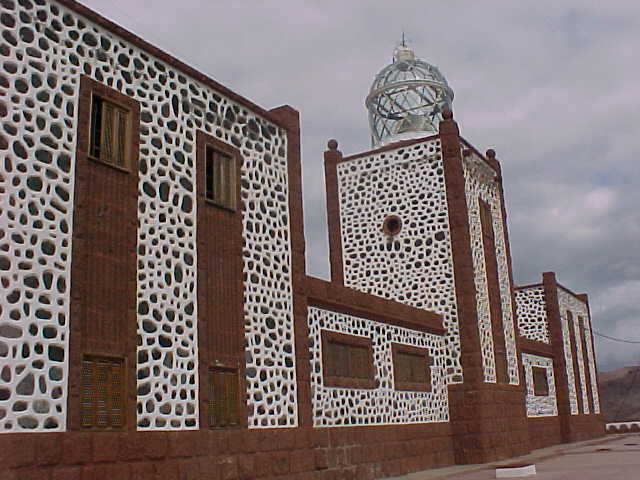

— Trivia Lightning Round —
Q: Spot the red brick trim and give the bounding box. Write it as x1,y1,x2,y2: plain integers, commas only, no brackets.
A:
439,116,482,384
578,316,595,413
0,422,457,478
527,416,563,450
514,283,544,290
490,153,527,398
518,338,554,357
440,116,482,464
324,145,344,284
305,276,445,336
479,199,508,384
69,75,140,432
55,0,289,129
76,75,140,172
578,293,603,421
195,130,246,429
542,272,571,440
566,310,584,415
267,106,311,427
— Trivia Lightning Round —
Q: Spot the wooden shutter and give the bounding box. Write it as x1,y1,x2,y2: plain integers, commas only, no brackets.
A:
532,367,549,396
321,331,375,389
209,368,240,428
205,148,214,201
392,344,431,391
95,361,109,428
350,344,368,379
101,101,115,165
110,361,124,428
224,154,235,209
204,147,236,209
113,107,128,168
224,370,239,426
81,359,95,428
88,95,129,168
214,151,224,205
80,356,125,430
89,95,103,159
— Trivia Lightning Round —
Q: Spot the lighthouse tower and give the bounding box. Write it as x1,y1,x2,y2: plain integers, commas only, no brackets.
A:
324,43,529,463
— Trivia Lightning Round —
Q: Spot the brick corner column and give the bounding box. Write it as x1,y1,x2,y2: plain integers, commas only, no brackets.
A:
268,105,312,428
577,292,605,436
542,271,573,442
440,111,483,383
486,149,529,450
440,111,493,464
268,105,306,293
324,139,344,285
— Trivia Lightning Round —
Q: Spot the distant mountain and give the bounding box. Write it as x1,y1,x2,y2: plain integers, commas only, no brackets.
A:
599,365,640,423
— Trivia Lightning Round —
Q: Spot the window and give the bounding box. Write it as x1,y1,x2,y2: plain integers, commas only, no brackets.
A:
479,199,495,241
81,355,125,430
209,367,240,428
532,367,549,396
321,330,375,389
89,94,131,169
382,215,402,236
392,344,432,392
205,146,236,210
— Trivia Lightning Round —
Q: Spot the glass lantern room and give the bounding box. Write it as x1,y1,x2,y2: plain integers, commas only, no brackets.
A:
365,44,454,147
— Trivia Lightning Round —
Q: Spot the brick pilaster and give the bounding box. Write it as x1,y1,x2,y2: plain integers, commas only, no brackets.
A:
441,112,528,463
69,75,140,432
542,271,573,441
268,106,312,428
489,151,529,411
324,140,344,285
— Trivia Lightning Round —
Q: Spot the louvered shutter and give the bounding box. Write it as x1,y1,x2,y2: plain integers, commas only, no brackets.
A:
110,361,124,428
81,356,125,430
100,102,115,164
224,370,239,426
209,368,240,428
113,107,128,168
81,359,95,428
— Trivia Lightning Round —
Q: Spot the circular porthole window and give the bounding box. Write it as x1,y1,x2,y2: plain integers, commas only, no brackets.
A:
382,215,402,236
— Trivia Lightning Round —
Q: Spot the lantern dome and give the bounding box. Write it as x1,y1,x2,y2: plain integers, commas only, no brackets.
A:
365,44,454,147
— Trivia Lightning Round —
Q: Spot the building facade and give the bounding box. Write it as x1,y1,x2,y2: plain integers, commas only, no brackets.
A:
0,0,603,478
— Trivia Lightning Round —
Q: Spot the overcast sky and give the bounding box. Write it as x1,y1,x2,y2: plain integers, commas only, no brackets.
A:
78,0,639,372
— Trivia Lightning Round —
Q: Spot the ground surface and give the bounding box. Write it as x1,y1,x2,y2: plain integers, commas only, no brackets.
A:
389,434,640,479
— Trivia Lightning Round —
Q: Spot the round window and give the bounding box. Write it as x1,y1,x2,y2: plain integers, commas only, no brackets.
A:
382,215,402,236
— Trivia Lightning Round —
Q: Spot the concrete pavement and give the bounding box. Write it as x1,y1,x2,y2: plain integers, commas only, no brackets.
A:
388,434,639,479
